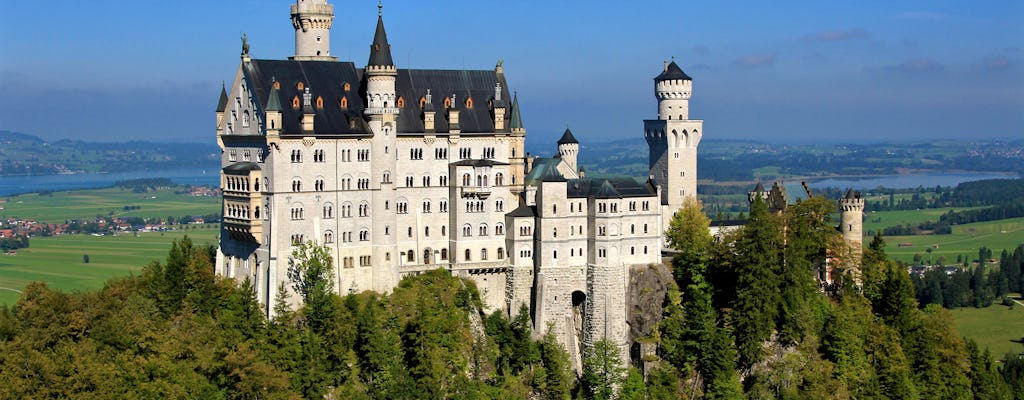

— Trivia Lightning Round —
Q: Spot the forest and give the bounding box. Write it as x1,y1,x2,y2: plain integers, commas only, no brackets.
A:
1,196,1022,398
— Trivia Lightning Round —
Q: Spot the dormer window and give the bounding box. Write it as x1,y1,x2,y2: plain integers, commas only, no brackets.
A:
465,97,474,109
444,97,452,108
343,82,351,91
273,80,281,90
296,82,305,91
315,96,324,109
340,96,348,109
419,96,426,108
292,96,300,109
397,97,405,108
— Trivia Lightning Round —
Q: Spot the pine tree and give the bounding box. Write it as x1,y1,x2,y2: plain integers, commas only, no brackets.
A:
581,338,625,400
731,196,783,368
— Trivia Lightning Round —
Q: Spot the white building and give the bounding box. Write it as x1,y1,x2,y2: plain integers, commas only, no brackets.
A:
215,0,702,369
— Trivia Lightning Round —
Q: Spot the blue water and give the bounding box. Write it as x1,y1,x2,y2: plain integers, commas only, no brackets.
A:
0,168,220,196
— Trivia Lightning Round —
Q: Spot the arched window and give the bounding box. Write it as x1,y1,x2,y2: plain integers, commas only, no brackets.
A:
315,96,324,109
407,251,415,263
397,96,405,108
464,249,471,261
497,248,504,260
343,82,351,91
481,248,488,260
340,96,348,109
296,82,305,91
462,173,471,186
465,97,474,109
292,96,300,109
441,248,448,260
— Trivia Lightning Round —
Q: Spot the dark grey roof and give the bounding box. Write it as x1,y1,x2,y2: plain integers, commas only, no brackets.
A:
509,92,524,130
753,182,765,192
216,84,228,112
394,69,511,134
557,128,579,145
655,61,692,82
223,162,261,174
368,15,394,67
507,205,536,218
451,159,509,167
244,59,512,136
844,189,861,199
566,177,657,199
245,59,368,137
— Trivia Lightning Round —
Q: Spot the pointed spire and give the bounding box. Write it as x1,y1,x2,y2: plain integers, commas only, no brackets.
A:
557,128,579,145
367,2,394,67
265,78,282,112
216,82,229,112
509,91,524,130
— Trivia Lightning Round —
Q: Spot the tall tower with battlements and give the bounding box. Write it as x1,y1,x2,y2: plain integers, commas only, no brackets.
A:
290,0,337,61
645,60,703,227
840,189,865,259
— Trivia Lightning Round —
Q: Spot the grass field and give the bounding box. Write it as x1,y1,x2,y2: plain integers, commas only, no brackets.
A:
881,217,1024,264
0,227,218,306
951,301,1024,357
862,207,980,234
0,187,219,223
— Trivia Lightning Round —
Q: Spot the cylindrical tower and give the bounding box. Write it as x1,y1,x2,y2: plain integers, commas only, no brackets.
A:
655,61,693,121
840,189,865,248
290,0,336,61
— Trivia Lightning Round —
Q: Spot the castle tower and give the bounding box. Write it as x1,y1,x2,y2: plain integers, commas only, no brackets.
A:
840,189,865,257
509,92,527,199
557,128,580,174
290,0,337,61
645,60,703,225
363,3,400,291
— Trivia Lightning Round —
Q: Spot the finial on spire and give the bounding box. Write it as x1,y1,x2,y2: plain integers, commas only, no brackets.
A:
426,89,432,103
378,0,383,16
663,60,668,72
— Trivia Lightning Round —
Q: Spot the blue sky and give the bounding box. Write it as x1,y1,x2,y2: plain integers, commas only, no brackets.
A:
0,1,1021,147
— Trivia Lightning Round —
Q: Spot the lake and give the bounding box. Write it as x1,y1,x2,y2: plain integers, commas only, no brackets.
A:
0,169,1018,197
0,168,220,196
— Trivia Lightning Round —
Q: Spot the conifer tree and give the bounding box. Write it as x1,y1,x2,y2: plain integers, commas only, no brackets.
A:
732,196,783,368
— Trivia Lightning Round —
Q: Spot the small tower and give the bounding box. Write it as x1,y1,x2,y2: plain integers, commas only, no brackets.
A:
509,92,527,198
645,60,703,227
364,2,397,117
557,128,580,173
290,0,337,61
840,189,865,256
748,182,769,205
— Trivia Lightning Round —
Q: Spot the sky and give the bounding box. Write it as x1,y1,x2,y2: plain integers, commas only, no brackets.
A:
0,0,1022,147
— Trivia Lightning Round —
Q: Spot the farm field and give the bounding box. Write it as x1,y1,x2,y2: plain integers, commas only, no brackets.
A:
951,300,1024,358
881,217,1024,264
0,187,219,223
862,207,981,235
0,227,218,306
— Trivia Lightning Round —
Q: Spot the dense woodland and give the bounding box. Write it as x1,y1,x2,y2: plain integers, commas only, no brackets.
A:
1,196,1023,398
912,245,1024,310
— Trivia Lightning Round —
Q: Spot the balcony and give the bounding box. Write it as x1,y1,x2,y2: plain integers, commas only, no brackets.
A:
460,186,491,199
223,217,263,244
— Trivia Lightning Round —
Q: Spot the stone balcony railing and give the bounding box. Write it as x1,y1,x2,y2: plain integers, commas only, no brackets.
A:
364,107,400,115
398,260,509,275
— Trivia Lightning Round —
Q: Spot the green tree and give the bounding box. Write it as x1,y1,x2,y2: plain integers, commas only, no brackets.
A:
965,339,1012,399
779,196,836,344
731,196,783,368
538,326,574,400
581,338,625,400
286,240,335,333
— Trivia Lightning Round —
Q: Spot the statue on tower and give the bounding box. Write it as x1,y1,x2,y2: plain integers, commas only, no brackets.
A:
241,33,250,56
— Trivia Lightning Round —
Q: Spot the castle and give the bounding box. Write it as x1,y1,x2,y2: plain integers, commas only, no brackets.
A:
215,0,700,369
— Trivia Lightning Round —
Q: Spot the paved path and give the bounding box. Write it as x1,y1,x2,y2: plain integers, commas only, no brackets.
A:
0,287,23,294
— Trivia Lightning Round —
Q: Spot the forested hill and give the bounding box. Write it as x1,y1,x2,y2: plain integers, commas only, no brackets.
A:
0,130,219,176
554,137,1024,182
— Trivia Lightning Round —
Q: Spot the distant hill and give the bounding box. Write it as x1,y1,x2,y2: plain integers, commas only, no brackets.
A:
0,131,219,176
565,137,1024,183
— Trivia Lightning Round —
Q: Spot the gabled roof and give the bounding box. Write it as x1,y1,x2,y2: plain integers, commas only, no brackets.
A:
565,176,658,199
557,128,579,145
216,84,228,112
655,61,692,82
368,15,394,67
524,157,564,185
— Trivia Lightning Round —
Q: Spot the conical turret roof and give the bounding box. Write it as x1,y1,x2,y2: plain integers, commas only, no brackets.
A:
509,92,524,130
367,12,394,67
655,61,692,82
557,128,579,145
265,83,282,112
216,83,228,112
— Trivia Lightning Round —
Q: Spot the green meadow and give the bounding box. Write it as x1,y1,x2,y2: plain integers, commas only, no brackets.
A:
0,187,219,223
0,227,218,306
880,217,1024,264
862,207,980,235
951,300,1024,358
